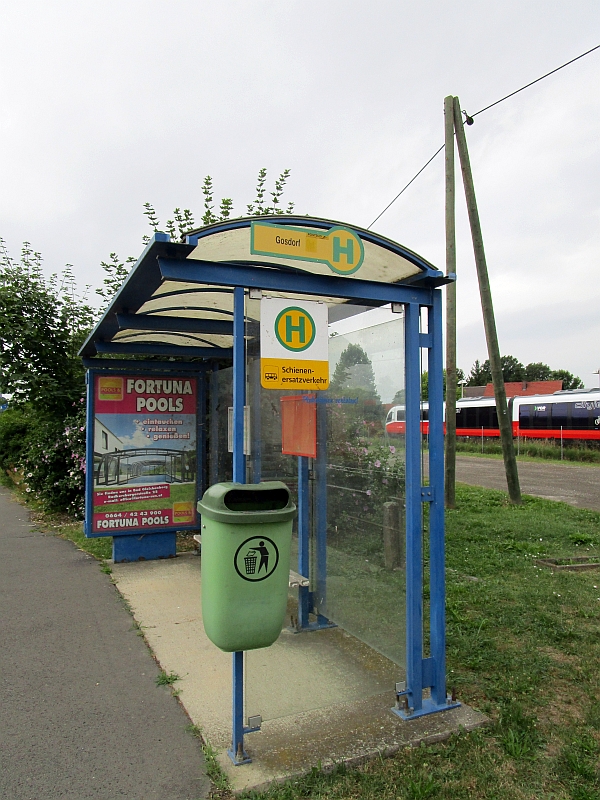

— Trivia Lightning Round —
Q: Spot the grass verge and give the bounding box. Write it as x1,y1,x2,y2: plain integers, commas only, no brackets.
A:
240,485,600,799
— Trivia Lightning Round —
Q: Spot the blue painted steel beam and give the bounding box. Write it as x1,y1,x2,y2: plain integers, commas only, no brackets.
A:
116,313,235,336
427,291,447,708
404,302,423,715
198,373,207,497
230,285,247,764
82,358,209,373
94,341,233,358
158,258,434,307
209,364,219,486
232,287,246,485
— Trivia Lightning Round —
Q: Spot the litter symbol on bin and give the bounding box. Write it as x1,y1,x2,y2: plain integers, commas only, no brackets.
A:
234,536,279,582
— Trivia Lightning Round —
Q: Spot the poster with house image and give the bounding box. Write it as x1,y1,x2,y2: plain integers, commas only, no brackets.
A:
92,374,198,534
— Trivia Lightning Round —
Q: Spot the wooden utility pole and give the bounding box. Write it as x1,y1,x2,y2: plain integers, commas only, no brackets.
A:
452,96,522,504
444,96,457,508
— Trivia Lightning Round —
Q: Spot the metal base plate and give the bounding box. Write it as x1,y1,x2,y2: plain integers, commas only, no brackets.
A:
391,697,461,721
227,747,251,766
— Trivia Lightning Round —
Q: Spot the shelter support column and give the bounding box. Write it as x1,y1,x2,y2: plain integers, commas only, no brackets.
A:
402,301,424,716
395,295,459,720
229,286,253,765
209,364,219,486
428,290,455,710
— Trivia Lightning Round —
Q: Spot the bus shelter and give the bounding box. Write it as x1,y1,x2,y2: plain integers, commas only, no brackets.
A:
80,216,457,763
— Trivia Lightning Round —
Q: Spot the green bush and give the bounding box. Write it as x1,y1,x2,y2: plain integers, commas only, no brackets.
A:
18,403,87,517
0,407,31,472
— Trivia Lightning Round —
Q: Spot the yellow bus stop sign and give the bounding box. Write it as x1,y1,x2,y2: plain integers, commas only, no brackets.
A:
251,221,364,275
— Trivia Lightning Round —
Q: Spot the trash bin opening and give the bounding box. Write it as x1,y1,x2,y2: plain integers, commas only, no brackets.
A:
223,488,290,512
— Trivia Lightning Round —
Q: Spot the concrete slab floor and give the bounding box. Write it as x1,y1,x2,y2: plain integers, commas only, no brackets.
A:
112,553,487,794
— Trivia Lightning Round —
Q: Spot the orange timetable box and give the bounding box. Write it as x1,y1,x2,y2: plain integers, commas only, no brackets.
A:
280,394,317,458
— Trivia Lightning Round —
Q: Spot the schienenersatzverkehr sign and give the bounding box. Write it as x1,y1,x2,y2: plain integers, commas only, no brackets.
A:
259,297,329,390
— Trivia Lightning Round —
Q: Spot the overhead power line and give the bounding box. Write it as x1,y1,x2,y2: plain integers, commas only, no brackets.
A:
367,44,600,229
367,145,444,230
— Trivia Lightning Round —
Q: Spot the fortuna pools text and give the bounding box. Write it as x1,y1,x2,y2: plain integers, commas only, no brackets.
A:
126,378,193,412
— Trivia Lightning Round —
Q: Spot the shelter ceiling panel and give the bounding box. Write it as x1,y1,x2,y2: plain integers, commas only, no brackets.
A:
111,331,234,349
152,282,234,298
188,217,427,283
137,287,235,318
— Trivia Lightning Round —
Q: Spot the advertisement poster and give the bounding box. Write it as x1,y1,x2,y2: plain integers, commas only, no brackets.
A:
89,373,198,536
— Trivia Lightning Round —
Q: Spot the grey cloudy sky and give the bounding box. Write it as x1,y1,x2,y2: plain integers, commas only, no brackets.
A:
1,1,599,383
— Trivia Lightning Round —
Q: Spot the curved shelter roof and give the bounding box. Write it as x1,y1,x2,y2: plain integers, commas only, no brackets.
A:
80,215,449,361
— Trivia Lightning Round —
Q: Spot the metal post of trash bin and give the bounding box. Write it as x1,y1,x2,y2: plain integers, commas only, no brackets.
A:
230,286,249,765
297,456,310,627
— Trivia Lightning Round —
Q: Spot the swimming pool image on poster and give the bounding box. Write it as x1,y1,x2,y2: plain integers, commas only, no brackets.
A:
94,413,196,486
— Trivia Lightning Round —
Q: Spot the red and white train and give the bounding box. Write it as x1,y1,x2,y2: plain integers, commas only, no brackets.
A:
385,389,600,441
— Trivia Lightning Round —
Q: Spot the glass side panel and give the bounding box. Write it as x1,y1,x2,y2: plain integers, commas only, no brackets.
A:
317,306,406,667
246,299,405,723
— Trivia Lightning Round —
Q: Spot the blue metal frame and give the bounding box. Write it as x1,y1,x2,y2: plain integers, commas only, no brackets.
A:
84,368,203,563
297,456,310,628
392,297,459,720
229,286,250,765
158,257,435,307
95,341,233,359
198,372,207,497
83,358,207,373
209,364,219,486
401,303,424,716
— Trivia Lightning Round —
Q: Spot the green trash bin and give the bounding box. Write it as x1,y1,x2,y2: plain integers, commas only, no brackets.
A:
198,481,296,652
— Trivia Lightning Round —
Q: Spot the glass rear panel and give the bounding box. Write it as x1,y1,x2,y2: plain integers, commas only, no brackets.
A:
243,297,405,723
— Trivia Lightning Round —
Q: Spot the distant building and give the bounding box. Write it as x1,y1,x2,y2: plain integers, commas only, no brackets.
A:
464,380,563,398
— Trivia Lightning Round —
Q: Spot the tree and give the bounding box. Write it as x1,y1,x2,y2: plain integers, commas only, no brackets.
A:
524,362,552,381
467,359,490,386
98,168,296,307
550,369,584,391
467,355,584,391
420,367,466,401
331,343,379,399
0,240,95,414
467,356,524,385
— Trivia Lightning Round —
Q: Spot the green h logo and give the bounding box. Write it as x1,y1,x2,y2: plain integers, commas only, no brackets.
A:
332,236,354,266
275,307,316,352
285,312,305,345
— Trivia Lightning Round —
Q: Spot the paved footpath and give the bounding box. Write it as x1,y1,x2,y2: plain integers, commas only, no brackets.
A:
0,487,209,800
455,455,600,512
